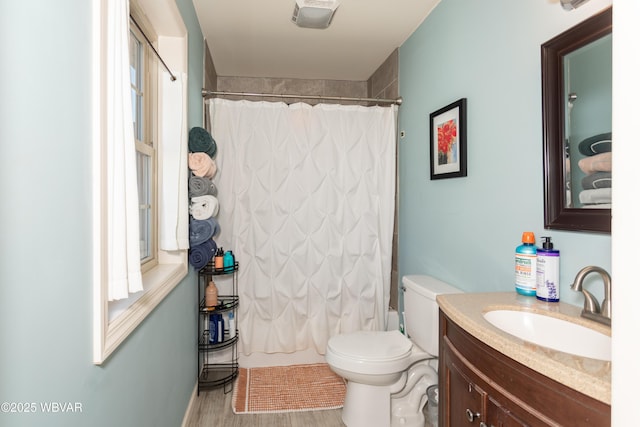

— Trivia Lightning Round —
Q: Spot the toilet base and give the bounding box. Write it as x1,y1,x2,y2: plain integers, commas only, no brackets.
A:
342,381,392,427
390,361,438,427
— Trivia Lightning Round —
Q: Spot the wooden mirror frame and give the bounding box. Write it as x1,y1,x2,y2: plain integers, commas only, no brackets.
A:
541,7,612,233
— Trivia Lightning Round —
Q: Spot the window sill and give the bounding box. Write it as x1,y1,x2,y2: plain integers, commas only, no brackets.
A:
94,252,188,364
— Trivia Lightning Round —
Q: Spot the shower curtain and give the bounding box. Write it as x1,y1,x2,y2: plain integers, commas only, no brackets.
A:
208,98,397,355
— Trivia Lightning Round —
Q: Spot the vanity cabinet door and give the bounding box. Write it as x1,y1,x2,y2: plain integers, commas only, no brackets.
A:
486,397,528,427
444,359,485,426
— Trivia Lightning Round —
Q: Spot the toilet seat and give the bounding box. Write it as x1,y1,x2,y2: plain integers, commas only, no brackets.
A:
326,330,413,375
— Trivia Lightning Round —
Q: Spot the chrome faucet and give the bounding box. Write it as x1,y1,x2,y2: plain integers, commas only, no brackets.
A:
570,266,611,326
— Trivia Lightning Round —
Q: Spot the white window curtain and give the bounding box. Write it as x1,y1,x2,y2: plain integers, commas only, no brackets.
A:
159,71,189,251
106,0,142,300
209,98,397,355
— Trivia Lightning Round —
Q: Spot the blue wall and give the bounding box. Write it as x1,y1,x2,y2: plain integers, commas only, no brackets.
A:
0,1,203,426
398,0,611,307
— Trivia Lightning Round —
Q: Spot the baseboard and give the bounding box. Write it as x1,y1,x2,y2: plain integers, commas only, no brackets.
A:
180,382,198,427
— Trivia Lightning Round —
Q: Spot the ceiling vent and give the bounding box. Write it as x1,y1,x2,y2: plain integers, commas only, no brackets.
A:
291,0,340,29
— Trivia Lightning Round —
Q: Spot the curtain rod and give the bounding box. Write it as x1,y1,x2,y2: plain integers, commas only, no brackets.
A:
129,15,177,82
201,89,402,105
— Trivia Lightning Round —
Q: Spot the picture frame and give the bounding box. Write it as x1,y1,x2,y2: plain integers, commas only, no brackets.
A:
429,98,467,180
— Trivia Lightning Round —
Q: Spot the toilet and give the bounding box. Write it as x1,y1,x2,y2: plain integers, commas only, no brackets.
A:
326,275,462,427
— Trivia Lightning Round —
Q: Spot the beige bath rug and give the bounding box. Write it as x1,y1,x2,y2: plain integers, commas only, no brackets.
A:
232,363,346,414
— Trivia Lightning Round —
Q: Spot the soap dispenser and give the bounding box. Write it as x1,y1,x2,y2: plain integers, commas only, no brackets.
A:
214,247,224,270
536,237,560,302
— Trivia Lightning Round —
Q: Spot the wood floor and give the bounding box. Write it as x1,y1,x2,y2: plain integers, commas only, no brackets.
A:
184,386,346,427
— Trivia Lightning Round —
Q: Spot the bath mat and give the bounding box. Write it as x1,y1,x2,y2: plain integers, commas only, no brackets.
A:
232,363,346,414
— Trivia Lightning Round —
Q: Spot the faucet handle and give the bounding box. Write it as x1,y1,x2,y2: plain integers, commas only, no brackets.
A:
579,289,601,314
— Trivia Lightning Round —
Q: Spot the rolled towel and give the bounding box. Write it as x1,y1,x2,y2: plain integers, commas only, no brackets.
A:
189,175,217,198
578,152,611,174
189,238,217,270
581,171,611,190
188,152,217,178
190,195,220,220
189,126,217,158
578,132,612,156
189,216,220,246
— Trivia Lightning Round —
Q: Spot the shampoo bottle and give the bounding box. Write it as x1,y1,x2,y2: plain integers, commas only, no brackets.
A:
223,250,235,271
228,312,236,339
536,237,560,302
209,314,217,344
217,314,224,343
515,232,537,296
205,280,219,307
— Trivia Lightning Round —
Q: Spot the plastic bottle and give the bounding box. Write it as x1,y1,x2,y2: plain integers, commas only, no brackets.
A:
209,314,217,344
515,232,537,296
223,250,235,272
205,280,219,307
214,247,224,270
228,312,236,339
217,314,224,343
536,237,560,302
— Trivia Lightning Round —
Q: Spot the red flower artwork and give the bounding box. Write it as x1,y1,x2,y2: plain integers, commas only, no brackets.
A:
437,119,457,154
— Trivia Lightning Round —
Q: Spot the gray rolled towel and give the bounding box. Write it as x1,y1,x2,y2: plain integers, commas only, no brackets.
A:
581,171,611,190
189,127,217,158
578,132,611,156
189,216,220,246
189,175,217,198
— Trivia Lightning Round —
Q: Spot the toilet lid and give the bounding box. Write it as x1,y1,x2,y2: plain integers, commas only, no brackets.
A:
328,330,412,362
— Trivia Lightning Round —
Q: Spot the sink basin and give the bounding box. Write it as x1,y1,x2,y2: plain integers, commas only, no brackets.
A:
483,310,611,361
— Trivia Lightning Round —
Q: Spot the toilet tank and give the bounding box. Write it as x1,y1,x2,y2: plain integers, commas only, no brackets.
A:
402,275,462,356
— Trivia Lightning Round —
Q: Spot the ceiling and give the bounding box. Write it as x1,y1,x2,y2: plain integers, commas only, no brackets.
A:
192,0,440,81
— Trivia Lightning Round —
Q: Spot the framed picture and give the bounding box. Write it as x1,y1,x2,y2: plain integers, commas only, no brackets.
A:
429,98,467,180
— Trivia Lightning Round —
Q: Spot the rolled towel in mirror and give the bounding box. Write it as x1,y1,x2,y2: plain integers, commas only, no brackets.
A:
188,152,217,178
189,238,217,270
189,216,220,246
188,126,217,158
189,175,217,198
581,171,611,190
190,195,220,220
578,152,611,174
578,132,612,156
579,188,612,205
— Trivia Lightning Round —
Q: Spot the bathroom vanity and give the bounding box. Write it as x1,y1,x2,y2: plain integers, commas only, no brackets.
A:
437,293,610,426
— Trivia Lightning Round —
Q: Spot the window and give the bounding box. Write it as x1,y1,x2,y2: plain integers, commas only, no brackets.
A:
129,17,157,271
92,0,188,365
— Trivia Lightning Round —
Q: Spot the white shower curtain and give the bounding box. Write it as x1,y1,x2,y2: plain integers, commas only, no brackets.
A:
209,98,397,355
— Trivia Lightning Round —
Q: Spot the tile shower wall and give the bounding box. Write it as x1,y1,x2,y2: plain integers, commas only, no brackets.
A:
368,49,399,102
216,76,367,105
204,40,217,92
368,49,399,311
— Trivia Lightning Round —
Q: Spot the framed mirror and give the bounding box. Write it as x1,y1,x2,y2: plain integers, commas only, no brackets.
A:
542,7,612,233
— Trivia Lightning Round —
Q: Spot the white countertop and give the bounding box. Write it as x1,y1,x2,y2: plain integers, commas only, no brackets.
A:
437,292,611,404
